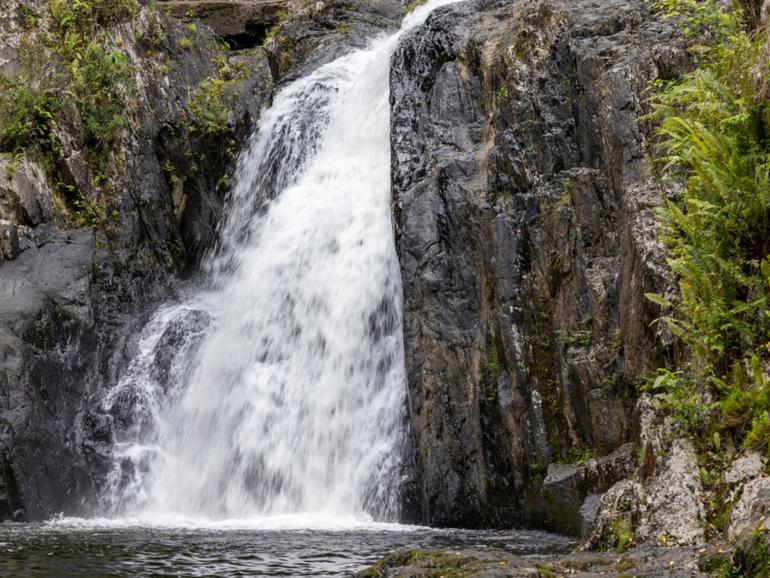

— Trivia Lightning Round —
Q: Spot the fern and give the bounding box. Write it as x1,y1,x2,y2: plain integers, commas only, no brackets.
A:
646,1,770,454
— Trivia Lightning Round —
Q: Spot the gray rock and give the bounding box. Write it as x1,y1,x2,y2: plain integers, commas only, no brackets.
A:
725,451,764,488
391,0,688,528
540,443,636,537
0,156,53,226
589,439,705,548
728,476,770,542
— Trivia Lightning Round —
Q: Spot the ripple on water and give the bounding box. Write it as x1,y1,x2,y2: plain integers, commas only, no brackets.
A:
0,520,576,577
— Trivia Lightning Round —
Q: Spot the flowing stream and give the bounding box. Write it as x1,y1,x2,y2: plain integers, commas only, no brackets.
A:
101,0,461,525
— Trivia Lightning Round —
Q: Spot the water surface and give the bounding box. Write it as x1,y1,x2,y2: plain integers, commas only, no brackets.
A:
0,519,575,577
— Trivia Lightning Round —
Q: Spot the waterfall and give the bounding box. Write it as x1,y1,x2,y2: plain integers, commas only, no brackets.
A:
101,0,460,524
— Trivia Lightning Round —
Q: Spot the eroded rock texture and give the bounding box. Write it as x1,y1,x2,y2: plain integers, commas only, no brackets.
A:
391,0,688,529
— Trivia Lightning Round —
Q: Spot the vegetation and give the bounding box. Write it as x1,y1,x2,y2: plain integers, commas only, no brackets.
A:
644,0,770,460
0,0,139,223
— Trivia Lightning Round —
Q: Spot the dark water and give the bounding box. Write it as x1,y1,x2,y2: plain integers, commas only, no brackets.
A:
0,521,576,577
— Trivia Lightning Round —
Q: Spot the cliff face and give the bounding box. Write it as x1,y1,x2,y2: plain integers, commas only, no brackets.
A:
391,0,688,530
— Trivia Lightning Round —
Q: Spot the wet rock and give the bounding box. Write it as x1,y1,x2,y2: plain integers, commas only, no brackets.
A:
391,0,688,528
265,0,402,81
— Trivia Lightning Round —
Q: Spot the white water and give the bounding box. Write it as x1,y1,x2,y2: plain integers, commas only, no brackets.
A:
100,0,460,528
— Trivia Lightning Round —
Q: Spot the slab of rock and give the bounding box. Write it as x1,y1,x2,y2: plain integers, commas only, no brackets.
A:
588,439,705,549
728,476,770,542
540,443,636,536
0,155,53,227
725,451,764,488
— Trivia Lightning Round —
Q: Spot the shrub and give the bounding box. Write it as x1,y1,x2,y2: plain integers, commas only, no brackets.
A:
0,77,58,153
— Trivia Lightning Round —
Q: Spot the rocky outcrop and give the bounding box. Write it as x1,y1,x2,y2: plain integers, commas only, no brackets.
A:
264,0,402,81
391,0,688,529
159,0,289,49
0,2,272,520
728,476,770,541
539,443,635,537
588,439,705,549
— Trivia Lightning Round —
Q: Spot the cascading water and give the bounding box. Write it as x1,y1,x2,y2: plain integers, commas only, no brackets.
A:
102,0,460,525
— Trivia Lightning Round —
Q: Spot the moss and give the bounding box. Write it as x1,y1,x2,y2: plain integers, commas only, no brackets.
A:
614,558,636,572
359,550,484,578
403,0,429,14
731,530,770,577
594,517,635,553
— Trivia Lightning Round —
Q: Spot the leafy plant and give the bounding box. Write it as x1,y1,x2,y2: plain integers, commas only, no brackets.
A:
644,0,770,455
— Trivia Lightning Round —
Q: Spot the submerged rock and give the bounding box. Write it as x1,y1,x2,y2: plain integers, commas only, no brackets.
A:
358,546,710,577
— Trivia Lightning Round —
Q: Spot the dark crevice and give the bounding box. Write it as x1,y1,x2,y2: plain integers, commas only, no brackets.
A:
224,22,271,50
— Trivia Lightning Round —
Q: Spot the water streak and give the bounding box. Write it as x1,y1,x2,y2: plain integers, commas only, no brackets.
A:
103,0,461,524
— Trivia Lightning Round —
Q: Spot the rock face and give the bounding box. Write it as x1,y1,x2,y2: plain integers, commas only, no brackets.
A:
159,0,289,49
588,439,705,549
391,0,687,528
0,2,272,520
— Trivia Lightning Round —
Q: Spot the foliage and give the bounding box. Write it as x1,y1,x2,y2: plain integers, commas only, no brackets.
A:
190,78,232,136
0,77,58,153
1,1,138,167
189,58,248,138
645,0,770,456
650,0,741,43
596,517,635,553
403,0,429,15
0,0,139,226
